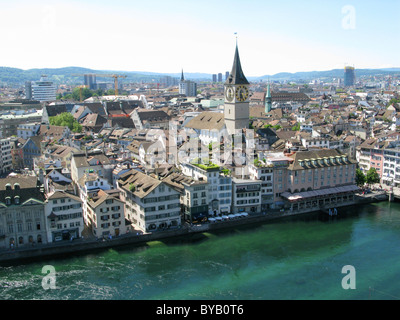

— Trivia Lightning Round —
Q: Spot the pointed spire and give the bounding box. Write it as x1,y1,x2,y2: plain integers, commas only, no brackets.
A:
265,81,272,113
225,44,249,85
180,69,185,81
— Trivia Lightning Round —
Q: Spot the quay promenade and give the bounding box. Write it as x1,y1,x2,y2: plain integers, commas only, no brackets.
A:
0,190,389,265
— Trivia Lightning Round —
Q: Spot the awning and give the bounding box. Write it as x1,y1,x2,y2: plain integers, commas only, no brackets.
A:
281,185,359,201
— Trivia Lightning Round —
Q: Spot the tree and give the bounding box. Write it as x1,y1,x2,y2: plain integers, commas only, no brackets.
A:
49,112,82,133
355,168,366,187
366,167,380,185
292,122,300,131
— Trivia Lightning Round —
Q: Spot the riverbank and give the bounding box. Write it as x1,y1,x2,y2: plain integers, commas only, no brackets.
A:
0,191,389,265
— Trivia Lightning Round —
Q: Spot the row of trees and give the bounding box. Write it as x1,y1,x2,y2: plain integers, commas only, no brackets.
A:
56,88,117,101
355,167,380,187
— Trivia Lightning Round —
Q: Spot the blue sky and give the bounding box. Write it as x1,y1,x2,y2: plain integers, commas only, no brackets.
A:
1,0,399,76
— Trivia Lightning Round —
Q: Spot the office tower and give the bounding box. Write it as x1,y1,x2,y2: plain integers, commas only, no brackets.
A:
84,74,97,90
26,75,56,102
344,66,355,87
218,73,222,82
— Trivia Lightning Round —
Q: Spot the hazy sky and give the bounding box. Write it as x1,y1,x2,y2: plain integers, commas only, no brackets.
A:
1,0,399,76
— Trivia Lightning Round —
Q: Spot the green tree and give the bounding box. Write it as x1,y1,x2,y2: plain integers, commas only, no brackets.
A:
355,168,366,187
72,87,93,101
366,167,380,185
49,112,82,133
292,122,300,131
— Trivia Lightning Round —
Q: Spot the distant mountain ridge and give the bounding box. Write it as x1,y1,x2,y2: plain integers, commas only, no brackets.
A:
0,66,399,85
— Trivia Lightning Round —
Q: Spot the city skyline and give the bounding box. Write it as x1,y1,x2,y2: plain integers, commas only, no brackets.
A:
1,0,399,77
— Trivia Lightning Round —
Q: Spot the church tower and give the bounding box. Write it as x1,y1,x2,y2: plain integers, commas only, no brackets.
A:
265,82,272,113
224,44,250,135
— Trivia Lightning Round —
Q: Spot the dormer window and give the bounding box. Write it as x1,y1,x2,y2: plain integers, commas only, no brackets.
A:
14,183,20,190
14,196,20,205
5,197,11,205
5,183,11,191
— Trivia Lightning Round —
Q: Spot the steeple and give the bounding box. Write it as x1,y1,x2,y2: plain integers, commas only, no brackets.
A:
265,81,272,113
225,44,249,85
180,69,185,82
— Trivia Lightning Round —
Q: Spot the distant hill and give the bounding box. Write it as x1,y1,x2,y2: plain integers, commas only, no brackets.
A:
0,66,213,85
0,66,399,85
255,68,400,81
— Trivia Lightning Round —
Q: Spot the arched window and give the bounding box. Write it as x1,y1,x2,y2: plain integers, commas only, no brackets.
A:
14,183,20,190
37,235,42,243
19,236,24,245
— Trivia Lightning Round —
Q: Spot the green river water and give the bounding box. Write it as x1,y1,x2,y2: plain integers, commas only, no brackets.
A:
1,201,400,300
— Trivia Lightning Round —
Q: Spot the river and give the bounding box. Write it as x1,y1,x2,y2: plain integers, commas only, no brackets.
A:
1,201,400,300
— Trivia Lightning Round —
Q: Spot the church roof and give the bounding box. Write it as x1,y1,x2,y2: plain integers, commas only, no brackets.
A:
184,111,225,131
225,44,249,85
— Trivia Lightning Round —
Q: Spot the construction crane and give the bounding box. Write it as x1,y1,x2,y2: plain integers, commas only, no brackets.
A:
76,85,88,102
72,73,127,96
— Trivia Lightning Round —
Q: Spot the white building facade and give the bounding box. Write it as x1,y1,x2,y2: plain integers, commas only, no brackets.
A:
0,138,12,174
44,191,83,243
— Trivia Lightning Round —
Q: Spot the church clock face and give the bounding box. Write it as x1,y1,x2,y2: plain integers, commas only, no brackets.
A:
225,86,234,102
235,85,249,102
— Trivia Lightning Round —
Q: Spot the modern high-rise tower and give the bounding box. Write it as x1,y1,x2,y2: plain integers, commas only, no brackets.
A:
224,44,250,135
344,66,355,87
25,75,56,102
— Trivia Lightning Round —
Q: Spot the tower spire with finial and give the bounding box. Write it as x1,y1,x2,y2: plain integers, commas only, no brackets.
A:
180,69,185,81
225,33,249,85
265,79,272,113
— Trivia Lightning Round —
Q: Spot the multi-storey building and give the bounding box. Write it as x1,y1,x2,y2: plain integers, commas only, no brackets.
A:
17,123,41,140
70,150,113,185
0,138,12,174
356,138,385,177
0,109,43,138
281,149,358,212
180,162,232,215
77,172,112,225
22,136,42,169
117,169,181,232
44,191,83,242
163,172,209,223
248,164,274,211
0,175,47,249
87,189,126,238
26,75,56,102
231,178,262,214
382,140,400,187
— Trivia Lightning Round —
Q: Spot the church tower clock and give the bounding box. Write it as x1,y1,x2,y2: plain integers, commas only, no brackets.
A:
224,44,250,135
